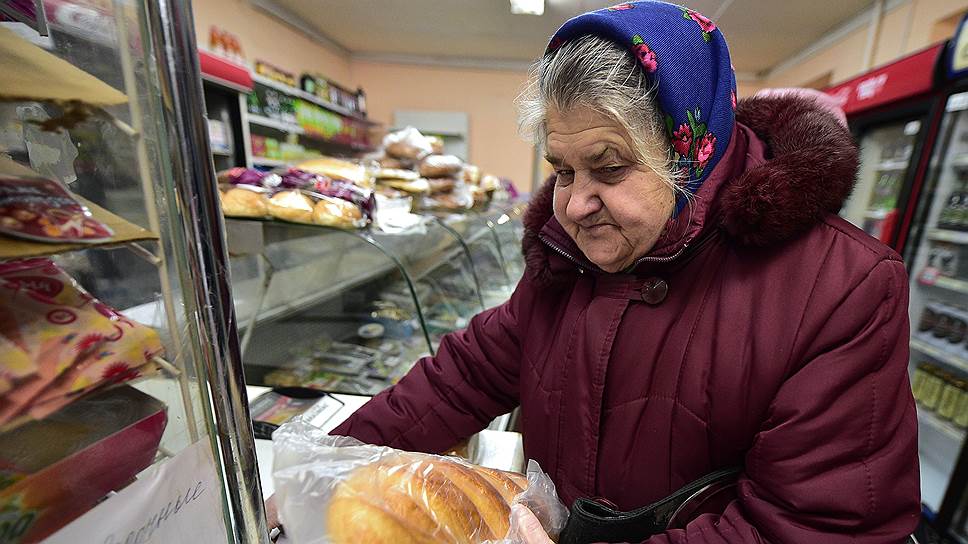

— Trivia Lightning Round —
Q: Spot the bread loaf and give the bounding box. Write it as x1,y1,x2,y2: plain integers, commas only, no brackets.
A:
267,190,314,224
220,187,268,218
326,455,526,544
312,197,362,228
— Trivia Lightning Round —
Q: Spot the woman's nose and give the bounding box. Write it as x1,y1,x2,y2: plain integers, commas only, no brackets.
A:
565,175,603,223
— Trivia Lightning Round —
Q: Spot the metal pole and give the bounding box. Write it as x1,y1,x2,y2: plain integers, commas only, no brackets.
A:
142,0,268,542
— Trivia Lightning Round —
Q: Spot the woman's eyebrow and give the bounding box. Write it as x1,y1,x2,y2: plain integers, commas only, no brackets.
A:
545,146,616,167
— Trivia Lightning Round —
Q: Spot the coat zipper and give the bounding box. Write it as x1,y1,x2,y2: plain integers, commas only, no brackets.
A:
539,228,720,273
538,235,589,272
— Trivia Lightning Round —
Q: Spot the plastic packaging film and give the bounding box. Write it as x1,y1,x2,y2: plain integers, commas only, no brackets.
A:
272,405,568,543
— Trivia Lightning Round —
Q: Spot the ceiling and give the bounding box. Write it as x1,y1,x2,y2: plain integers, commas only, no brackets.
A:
268,0,875,76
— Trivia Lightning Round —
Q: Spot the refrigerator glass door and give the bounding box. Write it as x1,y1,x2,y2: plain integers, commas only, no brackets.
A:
842,119,922,241
906,91,968,516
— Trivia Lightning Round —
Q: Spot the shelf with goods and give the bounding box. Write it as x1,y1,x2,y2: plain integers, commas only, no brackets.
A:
244,74,378,163
910,336,968,375
0,10,263,543
906,93,968,526
927,228,968,244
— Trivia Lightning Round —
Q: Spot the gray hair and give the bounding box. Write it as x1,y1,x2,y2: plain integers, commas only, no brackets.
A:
517,35,680,192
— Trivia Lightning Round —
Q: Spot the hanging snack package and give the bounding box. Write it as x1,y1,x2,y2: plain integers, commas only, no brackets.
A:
272,403,569,544
0,258,163,430
0,176,114,243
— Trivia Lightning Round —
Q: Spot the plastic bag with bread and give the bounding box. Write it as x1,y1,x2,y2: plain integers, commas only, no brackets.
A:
272,405,568,544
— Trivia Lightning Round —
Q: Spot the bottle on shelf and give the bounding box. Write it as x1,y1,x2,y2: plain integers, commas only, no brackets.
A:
937,376,966,422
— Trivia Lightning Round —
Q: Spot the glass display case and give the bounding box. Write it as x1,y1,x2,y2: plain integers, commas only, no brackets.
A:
0,1,264,542
228,215,484,396
905,91,968,521
841,119,922,241
226,196,529,398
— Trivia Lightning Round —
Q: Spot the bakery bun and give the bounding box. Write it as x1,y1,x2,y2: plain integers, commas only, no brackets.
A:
221,187,268,218
427,177,456,195
326,455,526,544
419,155,463,178
427,135,445,154
382,177,429,194
267,190,314,224
312,197,362,228
298,157,368,185
463,165,481,186
375,168,420,181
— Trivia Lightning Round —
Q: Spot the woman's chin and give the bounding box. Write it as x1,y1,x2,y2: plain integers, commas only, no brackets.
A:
586,251,627,273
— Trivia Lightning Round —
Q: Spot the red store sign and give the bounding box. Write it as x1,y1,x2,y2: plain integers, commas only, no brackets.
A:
825,43,943,116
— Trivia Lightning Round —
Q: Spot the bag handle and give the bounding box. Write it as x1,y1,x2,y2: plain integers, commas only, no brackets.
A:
558,467,742,544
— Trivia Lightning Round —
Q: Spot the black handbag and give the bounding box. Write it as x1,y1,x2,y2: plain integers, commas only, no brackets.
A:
557,467,742,544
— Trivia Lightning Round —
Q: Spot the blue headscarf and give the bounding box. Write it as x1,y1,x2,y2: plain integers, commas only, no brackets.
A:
547,1,737,215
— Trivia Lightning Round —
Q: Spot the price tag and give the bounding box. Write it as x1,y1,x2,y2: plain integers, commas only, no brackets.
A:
44,439,229,544
920,267,940,286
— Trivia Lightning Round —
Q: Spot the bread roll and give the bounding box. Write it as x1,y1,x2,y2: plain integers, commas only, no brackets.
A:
221,187,268,218
427,135,445,154
375,168,420,181
475,466,525,504
267,190,314,224
297,157,368,185
427,177,456,195
419,155,463,178
312,197,362,228
382,177,429,194
463,165,481,186
326,455,527,544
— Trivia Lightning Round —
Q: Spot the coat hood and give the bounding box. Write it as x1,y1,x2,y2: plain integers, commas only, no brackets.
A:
521,93,859,286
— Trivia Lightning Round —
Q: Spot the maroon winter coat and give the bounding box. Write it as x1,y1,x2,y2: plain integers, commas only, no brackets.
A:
333,95,921,542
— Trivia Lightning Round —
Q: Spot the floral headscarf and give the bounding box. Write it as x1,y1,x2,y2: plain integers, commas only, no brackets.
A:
547,1,736,215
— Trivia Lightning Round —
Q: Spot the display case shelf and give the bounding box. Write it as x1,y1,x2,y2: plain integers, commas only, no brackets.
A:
863,208,891,220
876,158,909,170
910,337,968,374
918,408,966,444
927,228,968,244
251,156,288,167
919,274,968,295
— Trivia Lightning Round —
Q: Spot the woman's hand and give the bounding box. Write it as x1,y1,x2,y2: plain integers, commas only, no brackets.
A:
510,504,554,544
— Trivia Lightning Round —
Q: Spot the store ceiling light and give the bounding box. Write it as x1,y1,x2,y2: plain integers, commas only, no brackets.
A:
510,0,544,16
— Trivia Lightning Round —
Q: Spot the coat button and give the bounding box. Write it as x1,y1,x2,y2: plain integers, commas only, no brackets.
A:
641,277,668,305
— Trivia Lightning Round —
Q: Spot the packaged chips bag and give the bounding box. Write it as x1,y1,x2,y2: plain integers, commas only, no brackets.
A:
0,258,163,430
0,176,113,243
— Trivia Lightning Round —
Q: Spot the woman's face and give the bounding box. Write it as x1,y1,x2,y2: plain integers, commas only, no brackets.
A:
546,106,675,273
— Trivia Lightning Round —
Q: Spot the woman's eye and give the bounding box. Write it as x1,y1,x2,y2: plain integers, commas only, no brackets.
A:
555,170,574,185
595,165,626,180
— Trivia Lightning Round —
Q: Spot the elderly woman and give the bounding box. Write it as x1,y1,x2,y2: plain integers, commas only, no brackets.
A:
332,2,920,542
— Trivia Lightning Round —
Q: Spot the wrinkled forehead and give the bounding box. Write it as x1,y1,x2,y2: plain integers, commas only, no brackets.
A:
542,106,649,165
